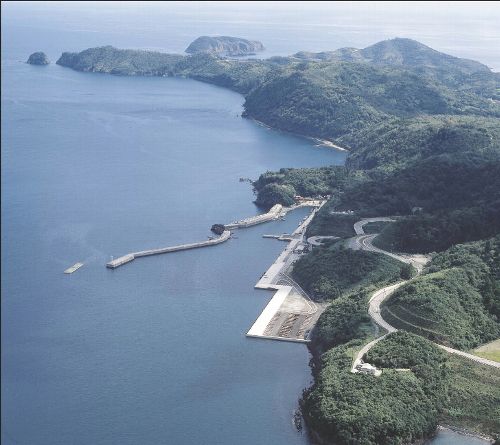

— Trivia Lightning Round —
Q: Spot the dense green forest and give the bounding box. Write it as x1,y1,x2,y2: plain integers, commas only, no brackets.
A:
291,244,404,300
382,236,500,349
252,166,354,206
259,152,500,252
243,62,499,143
342,115,500,170
57,39,500,155
310,290,372,354
302,332,450,445
294,236,500,441
303,330,500,443
306,210,358,238
57,46,184,75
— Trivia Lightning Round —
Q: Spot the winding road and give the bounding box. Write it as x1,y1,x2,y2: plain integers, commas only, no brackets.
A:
350,218,500,371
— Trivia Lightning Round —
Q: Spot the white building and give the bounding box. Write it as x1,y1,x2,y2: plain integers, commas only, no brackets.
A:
355,362,382,377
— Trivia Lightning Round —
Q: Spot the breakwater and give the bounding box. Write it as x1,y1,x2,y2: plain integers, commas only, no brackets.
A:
226,200,324,230
106,230,231,268
106,199,324,270
225,204,283,229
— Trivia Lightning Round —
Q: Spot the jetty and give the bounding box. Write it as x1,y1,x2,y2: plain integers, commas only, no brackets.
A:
64,262,83,274
103,196,327,341
226,204,283,229
106,230,231,269
105,198,324,273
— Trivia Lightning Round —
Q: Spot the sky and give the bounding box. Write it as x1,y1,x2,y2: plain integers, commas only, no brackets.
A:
3,1,500,69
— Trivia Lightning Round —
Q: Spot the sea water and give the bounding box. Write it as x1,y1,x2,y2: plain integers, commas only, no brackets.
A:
2,3,495,444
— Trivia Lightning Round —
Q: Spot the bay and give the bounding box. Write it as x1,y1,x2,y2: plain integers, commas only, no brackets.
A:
1,50,344,445
1,3,495,444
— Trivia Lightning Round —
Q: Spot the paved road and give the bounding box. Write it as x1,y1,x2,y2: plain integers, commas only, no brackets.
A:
353,217,396,235
437,344,500,368
350,219,500,371
350,230,429,272
307,235,339,246
368,282,406,334
353,274,500,371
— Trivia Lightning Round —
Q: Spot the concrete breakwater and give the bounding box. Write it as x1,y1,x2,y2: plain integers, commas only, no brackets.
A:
105,198,327,341
106,199,324,270
225,204,283,229
106,230,231,268
225,200,324,230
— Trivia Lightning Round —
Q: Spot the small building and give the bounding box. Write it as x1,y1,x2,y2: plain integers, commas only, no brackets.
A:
355,362,382,376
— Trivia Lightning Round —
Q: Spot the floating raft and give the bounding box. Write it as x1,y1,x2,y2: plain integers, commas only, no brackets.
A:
64,262,83,274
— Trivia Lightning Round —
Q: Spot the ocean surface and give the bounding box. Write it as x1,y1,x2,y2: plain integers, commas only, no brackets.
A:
1,3,495,445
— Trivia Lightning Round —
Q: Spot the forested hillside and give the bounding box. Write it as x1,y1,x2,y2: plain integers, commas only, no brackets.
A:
57,40,500,181
382,236,500,349
302,332,450,445
292,243,404,300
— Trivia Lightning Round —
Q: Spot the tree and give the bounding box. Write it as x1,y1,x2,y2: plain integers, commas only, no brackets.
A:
400,263,415,280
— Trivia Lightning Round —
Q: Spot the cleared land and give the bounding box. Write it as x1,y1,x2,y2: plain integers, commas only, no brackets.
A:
473,339,500,363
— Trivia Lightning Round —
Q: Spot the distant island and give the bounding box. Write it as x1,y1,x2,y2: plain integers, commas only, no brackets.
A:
27,51,50,65
54,37,500,445
185,35,264,56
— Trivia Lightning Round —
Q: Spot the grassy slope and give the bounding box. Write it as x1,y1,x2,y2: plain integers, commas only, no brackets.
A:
382,237,500,350
382,269,500,349
473,339,500,363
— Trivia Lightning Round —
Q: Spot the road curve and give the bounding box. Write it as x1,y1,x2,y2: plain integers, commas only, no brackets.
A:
353,217,396,235
350,218,500,371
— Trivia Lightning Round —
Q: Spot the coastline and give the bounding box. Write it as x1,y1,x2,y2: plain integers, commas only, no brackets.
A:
436,425,494,444
44,51,498,445
311,138,349,152
248,117,349,153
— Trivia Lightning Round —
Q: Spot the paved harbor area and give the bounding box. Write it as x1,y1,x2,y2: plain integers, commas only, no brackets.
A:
246,201,327,343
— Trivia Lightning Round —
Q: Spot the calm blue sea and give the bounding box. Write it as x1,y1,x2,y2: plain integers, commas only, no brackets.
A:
1,3,495,445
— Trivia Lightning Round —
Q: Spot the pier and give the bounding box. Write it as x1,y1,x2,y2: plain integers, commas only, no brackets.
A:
106,230,231,269
262,234,293,241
